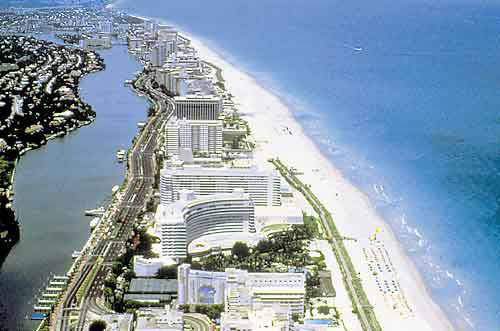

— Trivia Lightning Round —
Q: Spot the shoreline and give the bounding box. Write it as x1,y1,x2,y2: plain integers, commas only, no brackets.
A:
107,7,452,329
0,36,104,268
168,26,453,330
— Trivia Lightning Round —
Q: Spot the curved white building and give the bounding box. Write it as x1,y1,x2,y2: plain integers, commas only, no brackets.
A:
183,193,255,243
156,190,255,259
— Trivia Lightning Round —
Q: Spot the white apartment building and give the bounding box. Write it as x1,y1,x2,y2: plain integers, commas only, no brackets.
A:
151,40,177,67
221,307,291,331
151,43,167,67
156,190,256,259
136,306,184,331
178,264,306,316
183,191,255,243
165,118,223,156
160,165,281,206
174,95,222,121
157,200,188,259
158,26,178,43
155,68,188,96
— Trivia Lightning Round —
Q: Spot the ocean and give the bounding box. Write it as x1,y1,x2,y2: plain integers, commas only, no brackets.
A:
114,0,500,329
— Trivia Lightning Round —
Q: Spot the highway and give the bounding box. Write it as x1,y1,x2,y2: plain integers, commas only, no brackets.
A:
52,71,174,331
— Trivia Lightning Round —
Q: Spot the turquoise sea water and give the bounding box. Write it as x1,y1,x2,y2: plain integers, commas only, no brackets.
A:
115,0,500,330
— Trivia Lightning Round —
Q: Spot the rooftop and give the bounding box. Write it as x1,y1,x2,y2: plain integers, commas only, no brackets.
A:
129,279,178,294
161,164,276,177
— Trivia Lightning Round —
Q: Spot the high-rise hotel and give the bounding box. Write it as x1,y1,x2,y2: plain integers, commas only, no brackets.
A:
166,118,223,156
160,165,282,206
174,95,222,121
156,190,256,259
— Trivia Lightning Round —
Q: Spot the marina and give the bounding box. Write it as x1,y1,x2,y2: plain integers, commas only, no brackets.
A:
31,275,69,320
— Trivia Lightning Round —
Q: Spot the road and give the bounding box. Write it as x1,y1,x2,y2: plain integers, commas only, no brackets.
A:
52,71,174,331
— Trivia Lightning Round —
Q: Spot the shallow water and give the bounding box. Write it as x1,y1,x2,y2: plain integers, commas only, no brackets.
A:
115,0,500,329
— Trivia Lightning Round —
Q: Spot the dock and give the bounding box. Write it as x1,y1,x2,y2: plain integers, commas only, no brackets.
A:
31,275,69,320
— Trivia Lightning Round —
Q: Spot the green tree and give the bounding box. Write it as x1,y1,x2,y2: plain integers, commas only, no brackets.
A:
255,239,272,253
136,230,152,253
89,320,107,331
104,274,117,291
155,265,177,279
231,242,250,259
123,270,136,282
112,261,123,275
103,287,114,303
190,261,203,270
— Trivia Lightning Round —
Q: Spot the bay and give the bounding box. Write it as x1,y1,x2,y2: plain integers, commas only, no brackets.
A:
0,44,147,331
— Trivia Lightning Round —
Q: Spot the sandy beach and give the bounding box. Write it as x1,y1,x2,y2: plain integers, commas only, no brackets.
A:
179,33,454,331
122,7,454,328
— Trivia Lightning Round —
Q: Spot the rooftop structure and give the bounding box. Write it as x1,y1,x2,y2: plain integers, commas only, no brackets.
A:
98,314,134,331
136,306,184,331
221,306,291,331
129,278,178,297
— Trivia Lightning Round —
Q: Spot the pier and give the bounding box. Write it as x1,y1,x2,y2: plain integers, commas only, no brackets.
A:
31,275,69,320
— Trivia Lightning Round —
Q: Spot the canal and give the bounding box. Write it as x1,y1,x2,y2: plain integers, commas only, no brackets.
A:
0,44,148,331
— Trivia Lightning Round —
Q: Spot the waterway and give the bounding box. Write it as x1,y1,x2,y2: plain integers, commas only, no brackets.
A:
0,44,148,331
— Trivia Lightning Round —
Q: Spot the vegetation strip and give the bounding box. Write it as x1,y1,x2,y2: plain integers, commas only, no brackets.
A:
270,158,382,331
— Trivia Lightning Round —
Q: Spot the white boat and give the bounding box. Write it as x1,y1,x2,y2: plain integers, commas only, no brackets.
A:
84,207,105,216
117,149,126,162
112,185,120,195
71,251,81,259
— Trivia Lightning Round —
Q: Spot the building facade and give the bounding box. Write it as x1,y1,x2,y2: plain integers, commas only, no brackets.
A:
157,202,187,259
177,264,306,316
183,192,255,243
160,166,281,206
156,191,256,259
174,95,222,121
165,118,223,156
